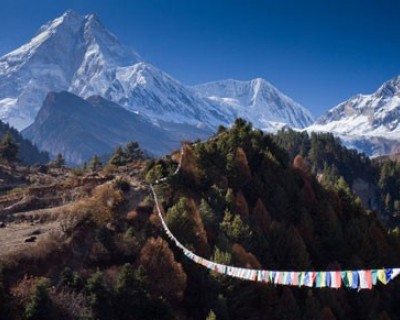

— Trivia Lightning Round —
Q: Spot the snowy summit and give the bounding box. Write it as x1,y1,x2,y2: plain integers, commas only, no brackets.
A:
0,10,314,133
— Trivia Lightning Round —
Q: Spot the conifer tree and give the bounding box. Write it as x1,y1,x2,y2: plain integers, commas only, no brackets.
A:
109,146,126,166
220,211,252,245
206,310,217,320
52,153,65,167
199,198,216,229
125,140,142,161
0,132,18,163
225,188,236,213
385,193,393,212
90,154,102,171
86,270,111,319
24,279,53,320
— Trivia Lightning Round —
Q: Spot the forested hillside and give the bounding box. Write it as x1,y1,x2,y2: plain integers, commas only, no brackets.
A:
145,119,400,319
0,121,49,165
273,128,400,226
1,120,400,319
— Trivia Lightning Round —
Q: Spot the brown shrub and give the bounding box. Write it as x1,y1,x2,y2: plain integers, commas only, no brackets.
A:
3,230,65,269
149,202,163,228
186,198,209,256
126,210,138,221
235,190,249,217
10,274,39,305
60,183,124,227
92,183,124,211
50,287,90,319
302,180,317,209
181,144,201,185
140,237,187,302
236,147,252,180
171,150,182,164
252,198,271,231
293,155,309,174
231,243,261,269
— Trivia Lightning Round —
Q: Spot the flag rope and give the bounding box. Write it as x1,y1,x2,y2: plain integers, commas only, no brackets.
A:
149,142,400,290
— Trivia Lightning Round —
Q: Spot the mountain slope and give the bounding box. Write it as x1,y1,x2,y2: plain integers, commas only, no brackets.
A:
309,76,400,156
22,91,202,165
73,62,232,129
194,78,314,130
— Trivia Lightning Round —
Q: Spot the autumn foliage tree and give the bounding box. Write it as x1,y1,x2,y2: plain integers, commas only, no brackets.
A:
140,237,187,303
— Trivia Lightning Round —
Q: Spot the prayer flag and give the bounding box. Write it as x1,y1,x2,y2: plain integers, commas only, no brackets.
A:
330,271,341,289
377,269,388,285
316,272,326,288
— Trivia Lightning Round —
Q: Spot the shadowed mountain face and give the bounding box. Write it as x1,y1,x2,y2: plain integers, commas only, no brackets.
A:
22,91,210,165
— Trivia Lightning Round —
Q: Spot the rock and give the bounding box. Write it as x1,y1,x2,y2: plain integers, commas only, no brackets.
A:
24,236,37,242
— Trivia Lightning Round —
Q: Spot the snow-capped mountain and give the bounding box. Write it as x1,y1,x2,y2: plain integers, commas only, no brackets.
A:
308,75,400,156
77,62,232,129
0,10,229,131
194,78,314,131
0,10,138,129
0,10,312,133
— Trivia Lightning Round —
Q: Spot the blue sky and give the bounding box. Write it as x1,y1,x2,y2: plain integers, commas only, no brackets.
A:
0,0,399,117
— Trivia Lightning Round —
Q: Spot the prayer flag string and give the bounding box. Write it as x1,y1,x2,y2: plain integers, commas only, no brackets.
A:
149,145,400,290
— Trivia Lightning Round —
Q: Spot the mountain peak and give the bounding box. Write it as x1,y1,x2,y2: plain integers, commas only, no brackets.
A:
62,9,82,20
84,12,107,33
0,10,144,129
193,78,314,129
251,77,267,85
34,10,83,37
376,75,400,98
310,75,400,153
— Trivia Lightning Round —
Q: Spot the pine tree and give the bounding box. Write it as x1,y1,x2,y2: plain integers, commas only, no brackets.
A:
225,188,236,213
206,310,217,320
220,211,252,245
394,200,400,213
90,154,102,171
114,264,151,319
59,267,74,288
109,146,126,167
0,132,18,163
166,197,208,253
24,279,53,320
86,270,111,319
125,140,142,161
199,198,216,229
385,193,393,212
52,153,65,167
